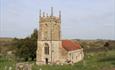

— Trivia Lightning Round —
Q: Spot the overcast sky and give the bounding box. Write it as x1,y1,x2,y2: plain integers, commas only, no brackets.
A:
0,0,115,40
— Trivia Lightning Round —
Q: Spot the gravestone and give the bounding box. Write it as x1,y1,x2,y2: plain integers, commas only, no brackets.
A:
16,62,31,70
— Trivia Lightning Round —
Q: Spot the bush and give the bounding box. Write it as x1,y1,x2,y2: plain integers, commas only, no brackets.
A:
14,29,37,61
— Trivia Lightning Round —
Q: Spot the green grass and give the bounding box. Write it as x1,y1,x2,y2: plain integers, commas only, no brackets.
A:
32,50,115,70
0,50,115,70
0,56,16,70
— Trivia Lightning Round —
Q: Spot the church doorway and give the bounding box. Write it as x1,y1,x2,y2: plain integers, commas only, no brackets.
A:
45,58,48,64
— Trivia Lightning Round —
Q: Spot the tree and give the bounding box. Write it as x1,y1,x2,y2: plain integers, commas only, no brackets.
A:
104,42,111,51
14,29,38,61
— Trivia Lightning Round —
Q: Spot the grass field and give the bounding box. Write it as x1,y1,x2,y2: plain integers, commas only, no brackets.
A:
0,37,13,42
32,50,115,70
0,50,115,70
0,56,16,70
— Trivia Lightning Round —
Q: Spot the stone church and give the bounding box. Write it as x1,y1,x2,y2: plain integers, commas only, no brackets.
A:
36,8,84,65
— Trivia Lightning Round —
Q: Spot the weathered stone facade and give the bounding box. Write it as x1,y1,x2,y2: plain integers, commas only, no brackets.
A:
36,8,84,65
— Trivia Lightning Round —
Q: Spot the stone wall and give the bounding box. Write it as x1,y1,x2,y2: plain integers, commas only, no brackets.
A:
36,41,52,65
68,48,84,63
36,41,62,65
16,62,31,70
38,16,61,41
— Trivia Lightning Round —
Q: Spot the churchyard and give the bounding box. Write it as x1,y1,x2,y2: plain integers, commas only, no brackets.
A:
0,38,115,70
0,47,115,70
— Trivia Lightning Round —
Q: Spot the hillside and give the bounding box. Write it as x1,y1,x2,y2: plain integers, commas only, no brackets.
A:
0,37,14,47
0,37,15,56
74,39,115,47
73,39,115,52
0,37,115,54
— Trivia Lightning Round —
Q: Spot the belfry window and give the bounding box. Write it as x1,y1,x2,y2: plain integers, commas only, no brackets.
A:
44,31,48,40
44,43,49,55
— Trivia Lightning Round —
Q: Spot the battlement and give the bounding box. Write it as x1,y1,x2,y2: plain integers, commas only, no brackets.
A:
38,7,61,41
40,16,60,23
39,7,61,23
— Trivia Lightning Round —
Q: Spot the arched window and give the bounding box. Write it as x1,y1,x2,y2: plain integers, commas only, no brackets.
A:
44,43,49,55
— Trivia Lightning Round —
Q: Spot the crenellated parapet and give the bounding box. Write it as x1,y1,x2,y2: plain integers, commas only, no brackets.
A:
38,7,61,41
39,16,60,23
39,7,61,23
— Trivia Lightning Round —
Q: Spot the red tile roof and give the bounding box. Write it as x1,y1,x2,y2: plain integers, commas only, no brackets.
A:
62,40,81,51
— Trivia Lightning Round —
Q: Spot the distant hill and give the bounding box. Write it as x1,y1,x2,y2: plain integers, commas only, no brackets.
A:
0,37,13,42
74,39,115,47
0,37,15,55
0,37,115,54
73,39,115,52
0,37,115,48
0,37,14,47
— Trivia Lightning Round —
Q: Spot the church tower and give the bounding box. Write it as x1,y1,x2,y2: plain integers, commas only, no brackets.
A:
36,7,62,65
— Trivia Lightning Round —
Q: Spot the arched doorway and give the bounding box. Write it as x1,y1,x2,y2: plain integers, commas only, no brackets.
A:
45,58,48,64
